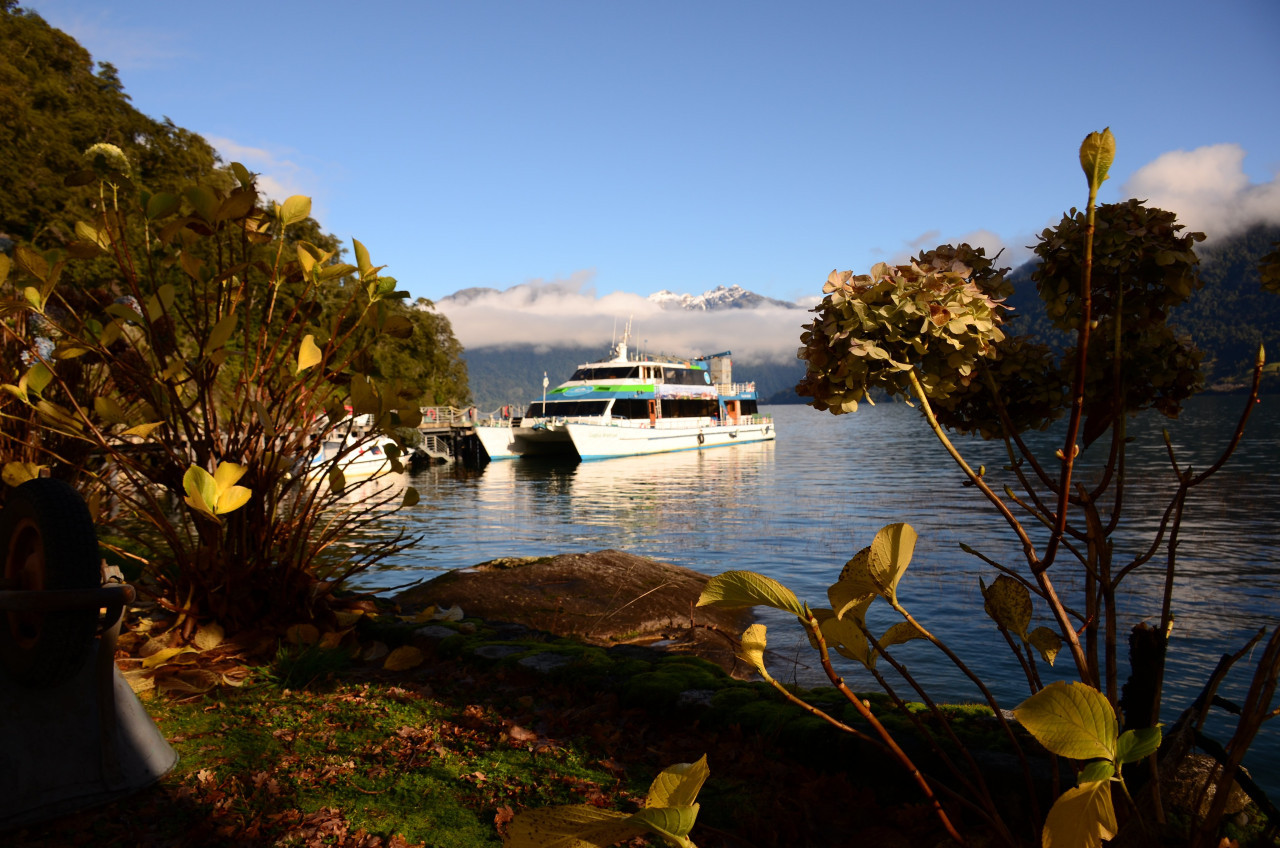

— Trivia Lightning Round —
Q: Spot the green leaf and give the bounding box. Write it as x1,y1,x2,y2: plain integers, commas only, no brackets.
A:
0,253,10,286
1078,760,1115,784
25,362,52,396
382,314,414,339
1079,128,1116,193
981,575,1032,639
1028,626,1063,666
401,486,420,508
697,570,804,617
349,375,382,417
645,755,709,810
183,466,218,516
504,805,639,848
296,334,323,374
145,192,181,220
184,185,218,223
1115,726,1161,765
205,313,239,354
105,302,145,324
627,805,700,844
24,286,44,311
1014,681,1118,761
75,220,110,249
94,396,128,424
229,162,253,188
1042,780,1116,848
280,195,312,226
867,522,916,603
327,465,346,496
354,238,373,279
215,189,255,222
15,245,49,282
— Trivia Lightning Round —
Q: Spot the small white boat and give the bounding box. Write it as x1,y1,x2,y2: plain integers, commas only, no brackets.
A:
307,436,399,481
475,330,776,461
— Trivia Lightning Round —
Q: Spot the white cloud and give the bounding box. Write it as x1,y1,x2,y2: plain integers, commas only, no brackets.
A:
890,228,1034,271
206,137,315,204
434,274,810,364
1121,144,1280,241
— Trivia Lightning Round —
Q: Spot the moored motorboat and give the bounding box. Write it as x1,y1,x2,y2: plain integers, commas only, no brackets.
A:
475,330,776,461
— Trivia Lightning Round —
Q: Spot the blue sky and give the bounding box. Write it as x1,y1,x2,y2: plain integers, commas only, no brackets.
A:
23,0,1280,358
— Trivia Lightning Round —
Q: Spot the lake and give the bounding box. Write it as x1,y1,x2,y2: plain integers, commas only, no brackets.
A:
353,393,1280,794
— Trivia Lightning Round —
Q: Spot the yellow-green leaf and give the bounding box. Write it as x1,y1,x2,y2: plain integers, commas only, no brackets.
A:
1028,626,1062,666
205,312,238,354
25,362,52,396
280,195,312,226
354,238,373,279
0,253,9,286
1042,780,1116,848
820,613,873,668
182,466,217,516
296,334,323,374
2,462,44,487
867,522,916,603
75,220,110,249
1115,726,1161,765
697,570,804,618
981,575,1032,639
737,624,769,679
123,421,165,439
879,619,926,649
383,645,423,671
401,486,420,507
1014,681,1117,761
215,485,252,515
504,805,638,848
1079,128,1116,193
646,755,709,810
627,805,700,843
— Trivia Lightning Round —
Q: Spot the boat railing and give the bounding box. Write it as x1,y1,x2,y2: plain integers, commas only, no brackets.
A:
716,382,756,395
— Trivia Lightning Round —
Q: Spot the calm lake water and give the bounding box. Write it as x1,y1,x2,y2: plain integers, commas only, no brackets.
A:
353,394,1279,794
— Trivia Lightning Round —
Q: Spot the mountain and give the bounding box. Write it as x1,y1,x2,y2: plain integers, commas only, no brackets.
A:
458,228,1278,410
648,284,800,311
1001,223,1279,390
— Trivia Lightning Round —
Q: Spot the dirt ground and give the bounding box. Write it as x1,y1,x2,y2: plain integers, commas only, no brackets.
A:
395,549,755,676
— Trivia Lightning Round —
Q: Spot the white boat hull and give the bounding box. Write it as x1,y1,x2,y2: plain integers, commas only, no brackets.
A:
476,417,776,461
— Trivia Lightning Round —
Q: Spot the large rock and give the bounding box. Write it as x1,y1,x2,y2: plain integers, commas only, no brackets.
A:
396,550,754,675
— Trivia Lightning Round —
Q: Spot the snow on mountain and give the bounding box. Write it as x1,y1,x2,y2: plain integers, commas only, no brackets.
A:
648,284,801,311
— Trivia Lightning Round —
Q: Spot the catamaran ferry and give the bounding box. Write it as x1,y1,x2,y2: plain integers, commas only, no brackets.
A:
474,333,776,461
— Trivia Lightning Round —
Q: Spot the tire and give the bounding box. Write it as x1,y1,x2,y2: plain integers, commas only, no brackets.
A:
0,478,101,688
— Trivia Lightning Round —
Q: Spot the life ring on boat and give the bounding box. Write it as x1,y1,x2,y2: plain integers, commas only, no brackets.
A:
697,432,705,445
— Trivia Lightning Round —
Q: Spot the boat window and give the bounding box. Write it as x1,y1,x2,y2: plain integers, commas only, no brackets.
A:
740,399,759,415
611,399,648,419
524,400,611,417
661,398,719,418
662,366,710,385
568,366,640,381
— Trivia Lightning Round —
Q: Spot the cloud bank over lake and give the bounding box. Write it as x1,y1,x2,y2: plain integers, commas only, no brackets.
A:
432,276,812,365
1122,143,1280,242
434,145,1280,359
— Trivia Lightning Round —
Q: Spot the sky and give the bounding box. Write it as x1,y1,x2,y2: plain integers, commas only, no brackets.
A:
23,0,1280,361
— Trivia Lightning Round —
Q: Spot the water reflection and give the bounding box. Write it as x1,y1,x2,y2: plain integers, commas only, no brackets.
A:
353,394,1278,792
